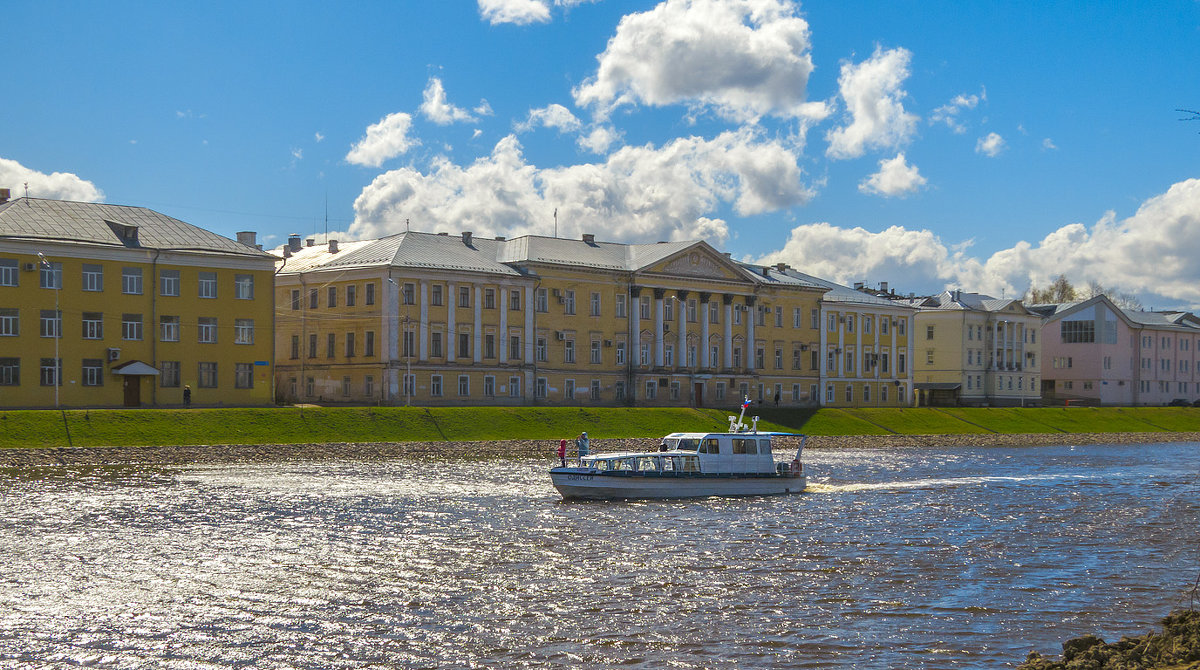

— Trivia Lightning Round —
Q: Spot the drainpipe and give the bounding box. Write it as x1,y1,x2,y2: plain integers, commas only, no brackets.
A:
273,254,287,405
151,248,160,407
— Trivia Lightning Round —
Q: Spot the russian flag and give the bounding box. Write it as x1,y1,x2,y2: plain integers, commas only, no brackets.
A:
741,397,751,409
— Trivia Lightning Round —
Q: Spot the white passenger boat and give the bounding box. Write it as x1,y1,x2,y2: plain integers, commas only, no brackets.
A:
549,401,806,500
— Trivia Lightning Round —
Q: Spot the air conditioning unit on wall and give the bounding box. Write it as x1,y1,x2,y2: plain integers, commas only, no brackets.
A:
555,331,565,341
107,347,121,362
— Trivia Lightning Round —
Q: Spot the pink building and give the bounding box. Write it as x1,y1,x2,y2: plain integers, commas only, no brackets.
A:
1032,295,1200,406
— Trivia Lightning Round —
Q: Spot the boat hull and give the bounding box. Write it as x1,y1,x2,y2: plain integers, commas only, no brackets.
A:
550,468,806,500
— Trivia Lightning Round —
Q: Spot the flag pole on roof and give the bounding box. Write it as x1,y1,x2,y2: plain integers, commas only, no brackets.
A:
553,207,557,238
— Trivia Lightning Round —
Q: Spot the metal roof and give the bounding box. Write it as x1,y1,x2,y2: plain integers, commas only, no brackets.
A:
759,266,909,306
0,198,273,257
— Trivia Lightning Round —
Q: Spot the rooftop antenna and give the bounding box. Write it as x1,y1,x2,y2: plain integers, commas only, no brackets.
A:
24,182,29,203
553,208,557,238
406,218,410,233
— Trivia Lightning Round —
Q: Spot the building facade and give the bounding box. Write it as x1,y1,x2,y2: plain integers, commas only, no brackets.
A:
0,197,276,408
1032,296,1200,405
905,290,1043,406
275,231,888,408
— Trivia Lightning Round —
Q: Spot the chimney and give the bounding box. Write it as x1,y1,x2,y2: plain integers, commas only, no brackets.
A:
236,231,257,248
495,236,505,241
461,231,473,246
0,188,9,203
762,267,771,277
306,238,315,247
328,239,339,253
282,247,292,258
775,262,787,272
288,234,302,252
880,281,888,293
582,233,595,244
854,282,864,290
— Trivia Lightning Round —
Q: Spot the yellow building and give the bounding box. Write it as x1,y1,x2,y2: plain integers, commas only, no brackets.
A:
274,231,832,407
906,290,1043,406
0,196,276,408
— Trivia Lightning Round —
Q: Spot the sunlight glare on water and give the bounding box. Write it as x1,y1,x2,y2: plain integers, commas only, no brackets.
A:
0,442,1196,669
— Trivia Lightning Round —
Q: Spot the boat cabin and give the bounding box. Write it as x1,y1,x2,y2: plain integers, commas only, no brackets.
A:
581,431,783,476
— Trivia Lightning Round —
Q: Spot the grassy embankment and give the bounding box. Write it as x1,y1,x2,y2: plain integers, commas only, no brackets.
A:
0,405,1197,450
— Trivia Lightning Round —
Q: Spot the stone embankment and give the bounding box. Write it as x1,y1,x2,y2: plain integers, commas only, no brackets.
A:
0,432,1197,468
1018,609,1200,669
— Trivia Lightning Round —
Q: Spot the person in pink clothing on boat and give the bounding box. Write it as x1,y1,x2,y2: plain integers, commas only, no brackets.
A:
557,439,567,467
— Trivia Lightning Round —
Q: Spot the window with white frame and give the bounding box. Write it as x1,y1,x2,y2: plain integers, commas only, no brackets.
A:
198,362,217,388
509,376,521,398
614,381,625,401
81,359,103,387
458,375,470,396
159,361,180,388
615,341,626,365
590,340,601,364
670,381,680,400
564,290,575,314
122,313,143,340
564,339,575,363
615,293,626,318
82,264,104,292
122,267,143,295
484,288,495,309
160,315,180,342
537,337,547,362
198,317,217,343
431,284,443,306
0,259,17,286
688,300,697,323
40,262,62,290
509,290,520,311
159,269,179,296
234,319,254,345
564,379,575,400
236,363,254,389
715,382,726,402
590,292,601,316
484,375,495,397
536,288,548,312
0,309,17,337
710,301,719,325
535,377,547,398
645,381,657,400
639,296,650,320
41,358,61,387
198,272,217,298
431,375,443,397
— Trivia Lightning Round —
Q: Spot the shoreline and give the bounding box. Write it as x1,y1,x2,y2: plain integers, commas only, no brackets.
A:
1,431,1198,468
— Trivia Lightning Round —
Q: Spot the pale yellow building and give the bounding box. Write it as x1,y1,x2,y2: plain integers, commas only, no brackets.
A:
905,290,1043,406
0,196,276,407
274,231,833,407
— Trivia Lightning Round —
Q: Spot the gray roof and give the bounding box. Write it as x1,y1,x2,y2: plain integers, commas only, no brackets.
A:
909,290,1032,314
0,198,273,258
759,266,909,307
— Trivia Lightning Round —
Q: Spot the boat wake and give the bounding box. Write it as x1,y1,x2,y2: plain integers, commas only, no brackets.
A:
806,473,1088,493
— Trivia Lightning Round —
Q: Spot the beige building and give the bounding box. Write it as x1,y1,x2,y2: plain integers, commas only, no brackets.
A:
273,230,841,408
903,290,1043,406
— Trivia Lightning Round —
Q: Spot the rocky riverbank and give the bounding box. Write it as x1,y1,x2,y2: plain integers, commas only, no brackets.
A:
1018,609,1200,669
0,431,1197,468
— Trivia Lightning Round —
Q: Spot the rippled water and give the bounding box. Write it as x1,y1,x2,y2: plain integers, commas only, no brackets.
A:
0,442,1197,669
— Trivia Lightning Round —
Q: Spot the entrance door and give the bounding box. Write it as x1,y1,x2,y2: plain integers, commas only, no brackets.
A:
693,382,704,407
123,376,140,407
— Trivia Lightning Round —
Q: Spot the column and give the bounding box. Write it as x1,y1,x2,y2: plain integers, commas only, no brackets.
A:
700,293,711,369
499,288,508,364
447,281,456,362
630,287,641,366
524,285,535,363
654,288,665,367
746,296,756,372
419,281,429,361
723,295,733,369
473,284,483,364
676,290,688,369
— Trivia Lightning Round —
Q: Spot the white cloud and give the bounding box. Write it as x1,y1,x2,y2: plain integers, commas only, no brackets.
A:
573,0,824,122
975,132,1005,157
291,148,303,160
755,178,1200,308
825,46,918,159
858,152,926,197
478,0,551,24
930,88,984,133
578,125,621,154
315,132,325,142
1042,137,1057,151
420,78,478,125
0,157,104,202
516,104,582,133
345,112,420,167
474,100,494,117
349,129,811,246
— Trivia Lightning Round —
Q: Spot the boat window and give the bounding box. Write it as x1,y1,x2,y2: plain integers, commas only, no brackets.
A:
701,438,720,454
681,455,700,472
662,456,675,471
732,438,747,454
758,439,771,455
593,459,609,471
615,458,634,471
676,438,696,451
637,457,658,472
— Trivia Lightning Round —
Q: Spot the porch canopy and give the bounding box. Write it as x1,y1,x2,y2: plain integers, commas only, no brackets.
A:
110,360,160,376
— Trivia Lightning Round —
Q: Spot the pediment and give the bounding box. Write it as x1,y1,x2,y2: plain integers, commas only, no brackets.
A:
643,245,745,281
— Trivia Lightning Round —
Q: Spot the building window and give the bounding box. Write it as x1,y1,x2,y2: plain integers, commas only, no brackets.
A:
509,290,521,311
365,375,375,397
308,334,317,358
640,296,651,320
122,313,143,341
898,353,906,374
509,376,522,398
590,292,601,316
305,376,314,396
775,348,783,370
234,319,254,345
328,286,338,308
774,307,782,328
711,345,720,368
346,285,357,306
664,344,674,367
536,288,548,312
198,317,217,343
40,309,61,338
309,288,318,309
590,340,601,364
535,377,547,398
564,339,576,364
688,300,698,323
565,379,577,400
431,375,443,397
403,374,415,398
342,376,352,397
615,381,625,401
81,359,103,387
40,262,62,290
121,267,143,295
709,301,719,325
458,332,470,359
881,384,889,403
236,363,254,389
160,315,180,342
0,357,16,385
645,381,657,400
459,286,471,308
733,346,742,368
0,308,18,337
615,293,626,318
481,375,495,397
926,349,934,364
898,319,907,336
564,290,576,315
159,269,180,297
670,381,681,400
365,282,376,305
198,272,217,299
484,288,496,309
845,384,853,403
458,375,470,396
327,333,336,358
755,347,765,369
291,290,301,310
345,332,356,357
1061,320,1095,344
881,318,889,335
403,283,415,305
160,361,180,388
198,362,218,388
82,264,104,292
290,335,299,359
715,382,726,402
0,259,17,286
40,358,62,387
484,333,496,359
431,332,443,358
616,341,626,365
366,331,375,357
509,335,521,360
537,337,547,362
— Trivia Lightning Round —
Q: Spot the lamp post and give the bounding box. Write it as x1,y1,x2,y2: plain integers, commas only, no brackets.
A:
38,252,59,409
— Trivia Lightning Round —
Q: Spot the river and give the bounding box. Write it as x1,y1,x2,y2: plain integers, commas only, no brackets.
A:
0,441,1196,668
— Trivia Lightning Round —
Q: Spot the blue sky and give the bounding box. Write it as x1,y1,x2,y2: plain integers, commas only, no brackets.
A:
4,0,1200,307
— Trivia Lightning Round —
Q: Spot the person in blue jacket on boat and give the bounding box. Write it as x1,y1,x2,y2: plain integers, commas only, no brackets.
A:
576,432,589,463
